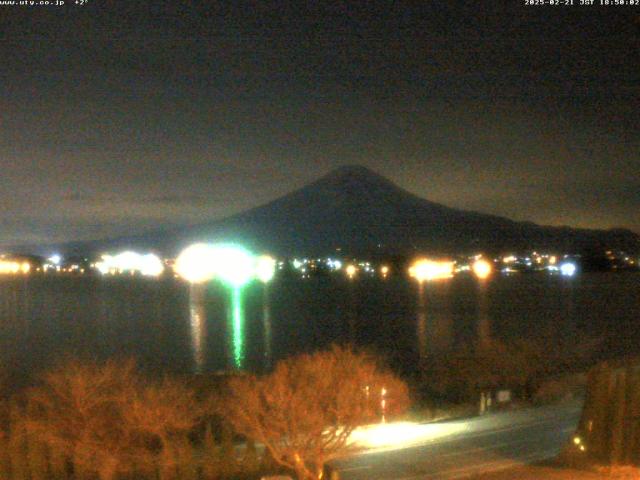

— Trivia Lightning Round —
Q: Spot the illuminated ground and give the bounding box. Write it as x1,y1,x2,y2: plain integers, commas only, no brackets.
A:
335,400,583,480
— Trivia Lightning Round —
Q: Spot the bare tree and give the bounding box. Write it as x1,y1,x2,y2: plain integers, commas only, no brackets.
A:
123,376,206,479
25,359,205,480
222,345,409,480
25,359,138,479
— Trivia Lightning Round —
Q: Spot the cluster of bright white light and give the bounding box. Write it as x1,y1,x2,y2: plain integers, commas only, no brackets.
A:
358,261,374,273
327,259,342,270
43,254,62,272
288,257,395,279
175,243,276,286
212,245,255,287
409,259,454,283
560,262,577,277
95,251,164,277
255,255,277,283
291,257,344,273
174,243,217,283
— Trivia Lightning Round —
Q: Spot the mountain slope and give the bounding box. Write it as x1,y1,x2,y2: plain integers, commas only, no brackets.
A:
26,165,640,256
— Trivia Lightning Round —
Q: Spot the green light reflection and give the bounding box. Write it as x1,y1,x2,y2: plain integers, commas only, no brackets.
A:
231,286,245,369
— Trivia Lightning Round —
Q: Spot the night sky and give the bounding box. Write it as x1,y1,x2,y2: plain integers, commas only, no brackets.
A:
1,1,639,246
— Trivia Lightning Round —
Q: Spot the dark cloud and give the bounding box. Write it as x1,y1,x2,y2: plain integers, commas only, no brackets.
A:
61,193,210,206
0,2,638,246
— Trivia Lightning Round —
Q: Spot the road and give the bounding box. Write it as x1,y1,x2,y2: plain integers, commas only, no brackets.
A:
333,401,582,480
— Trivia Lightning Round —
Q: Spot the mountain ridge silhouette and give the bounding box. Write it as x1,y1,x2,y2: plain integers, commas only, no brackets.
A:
10,165,640,256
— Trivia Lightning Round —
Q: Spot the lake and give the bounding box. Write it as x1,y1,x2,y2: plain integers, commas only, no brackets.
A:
0,272,638,385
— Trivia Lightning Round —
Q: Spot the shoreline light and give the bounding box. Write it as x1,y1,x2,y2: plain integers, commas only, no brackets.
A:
346,264,357,279
409,259,454,283
472,259,492,280
95,251,164,277
0,260,30,275
380,265,390,278
256,255,276,283
175,243,218,283
211,245,255,287
560,262,577,277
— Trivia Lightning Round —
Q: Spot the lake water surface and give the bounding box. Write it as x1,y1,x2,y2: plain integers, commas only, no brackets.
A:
0,273,638,383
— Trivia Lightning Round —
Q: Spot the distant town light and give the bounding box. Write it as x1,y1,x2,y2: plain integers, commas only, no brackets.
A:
48,254,62,265
210,245,255,287
139,253,164,277
96,251,165,277
346,264,357,279
327,258,343,271
472,259,492,280
409,259,454,283
256,255,276,283
560,262,577,277
95,255,112,275
175,243,218,283
0,260,20,274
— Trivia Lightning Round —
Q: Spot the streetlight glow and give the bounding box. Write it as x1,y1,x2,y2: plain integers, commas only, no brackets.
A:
175,243,218,283
256,255,276,283
560,262,577,277
210,245,255,287
409,259,454,283
139,253,164,277
380,265,390,278
346,264,357,279
94,251,164,277
472,259,492,280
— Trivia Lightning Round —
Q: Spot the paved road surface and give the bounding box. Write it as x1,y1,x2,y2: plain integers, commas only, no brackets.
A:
334,401,582,480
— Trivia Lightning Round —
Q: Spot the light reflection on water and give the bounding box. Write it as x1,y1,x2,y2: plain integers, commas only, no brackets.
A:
476,281,491,350
230,286,245,369
262,284,273,369
416,284,427,359
188,284,207,374
0,273,638,379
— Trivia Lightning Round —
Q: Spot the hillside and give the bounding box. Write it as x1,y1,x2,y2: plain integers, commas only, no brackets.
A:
18,165,640,257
